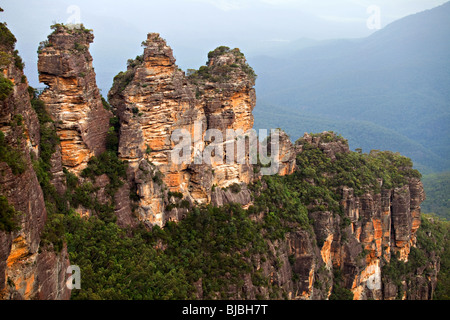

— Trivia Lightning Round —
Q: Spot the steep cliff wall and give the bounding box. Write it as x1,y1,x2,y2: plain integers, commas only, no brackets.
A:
285,132,430,300
108,34,259,227
103,35,437,300
204,132,433,301
38,24,110,174
0,22,70,300
0,21,440,301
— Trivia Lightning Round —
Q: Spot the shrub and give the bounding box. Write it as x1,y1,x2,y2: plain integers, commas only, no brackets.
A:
229,183,242,194
0,51,11,68
111,70,135,94
50,23,92,35
168,191,183,199
103,118,120,153
127,55,144,69
207,46,231,60
81,151,127,196
0,23,17,51
13,50,24,71
0,195,20,232
101,96,111,110
73,42,86,52
329,268,354,300
0,73,13,100
37,40,52,54
0,131,26,175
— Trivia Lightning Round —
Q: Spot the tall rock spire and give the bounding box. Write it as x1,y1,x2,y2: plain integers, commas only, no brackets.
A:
108,34,260,226
38,24,111,174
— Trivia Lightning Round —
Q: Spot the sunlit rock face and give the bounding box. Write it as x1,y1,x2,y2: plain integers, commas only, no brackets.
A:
295,132,428,300
1,23,71,300
108,34,259,226
38,24,111,175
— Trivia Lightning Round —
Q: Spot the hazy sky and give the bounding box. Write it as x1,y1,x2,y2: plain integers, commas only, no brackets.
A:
1,0,447,93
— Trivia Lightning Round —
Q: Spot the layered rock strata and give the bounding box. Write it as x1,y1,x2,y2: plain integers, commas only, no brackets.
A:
292,132,427,300
38,24,110,174
2,21,434,300
108,34,260,226
0,24,71,300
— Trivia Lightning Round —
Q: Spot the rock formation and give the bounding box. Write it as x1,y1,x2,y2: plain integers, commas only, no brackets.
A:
108,34,259,226
38,24,110,174
0,22,71,300
292,132,428,299
0,21,441,301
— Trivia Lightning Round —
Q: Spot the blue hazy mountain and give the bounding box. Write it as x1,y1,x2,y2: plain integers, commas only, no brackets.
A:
251,2,450,174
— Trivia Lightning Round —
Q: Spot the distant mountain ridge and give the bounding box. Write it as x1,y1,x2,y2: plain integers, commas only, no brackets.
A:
251,1,450,173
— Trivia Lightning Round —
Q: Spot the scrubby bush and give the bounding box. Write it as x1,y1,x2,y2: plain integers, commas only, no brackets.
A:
0,73,13,101
0,131,26,175
0,195,20,232
229,183,242,194
0,22,17,51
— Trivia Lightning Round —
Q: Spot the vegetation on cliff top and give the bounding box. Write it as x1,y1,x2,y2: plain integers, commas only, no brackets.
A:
187,46,257,84
36,23,92,55
0,22,16,51
49,22,93,35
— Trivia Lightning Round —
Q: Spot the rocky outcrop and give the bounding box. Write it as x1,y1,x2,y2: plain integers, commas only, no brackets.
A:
108,34,258,226
225,132,432,301
290,132,430,300
0,23,71,300
38,24,110,174
1,19,437,301
266,129,297,176
108,33,202,226
191,46,257,191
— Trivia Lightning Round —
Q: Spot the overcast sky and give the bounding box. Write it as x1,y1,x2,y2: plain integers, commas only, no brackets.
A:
1,0,448,93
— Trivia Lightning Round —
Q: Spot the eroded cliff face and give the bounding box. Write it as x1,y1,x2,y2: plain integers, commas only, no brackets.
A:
89,34,434,300
0,23,71,300
188,46,257,200
108,34,260,227
38,24,110,174
1,21,436,300
287,133,430,300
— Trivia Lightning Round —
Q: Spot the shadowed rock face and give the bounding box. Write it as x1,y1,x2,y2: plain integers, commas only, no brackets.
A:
38,25,110,174
0,24,71,300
